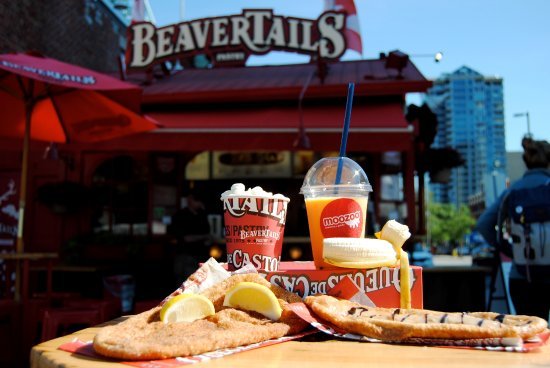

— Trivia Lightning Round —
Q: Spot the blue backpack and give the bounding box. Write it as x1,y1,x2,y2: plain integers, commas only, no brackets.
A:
501,176,550,281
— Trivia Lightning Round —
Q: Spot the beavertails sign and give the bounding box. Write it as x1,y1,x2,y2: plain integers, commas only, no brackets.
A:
126,9,348,69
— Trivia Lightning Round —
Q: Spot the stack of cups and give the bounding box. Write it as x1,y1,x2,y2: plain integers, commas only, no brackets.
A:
300,157,372,269
221,184,289,272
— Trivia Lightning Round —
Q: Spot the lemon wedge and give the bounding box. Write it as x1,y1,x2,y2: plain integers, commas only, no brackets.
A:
223,282,283,321
160,294,215,323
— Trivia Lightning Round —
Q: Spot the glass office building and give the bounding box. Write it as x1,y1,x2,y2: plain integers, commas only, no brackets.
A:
426,66,507,206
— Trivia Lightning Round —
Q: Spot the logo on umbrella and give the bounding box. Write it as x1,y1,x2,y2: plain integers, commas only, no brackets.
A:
1,60,96,85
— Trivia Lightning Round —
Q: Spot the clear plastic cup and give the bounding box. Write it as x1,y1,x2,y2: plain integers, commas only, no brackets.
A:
300,157,372,268
221,184,289,272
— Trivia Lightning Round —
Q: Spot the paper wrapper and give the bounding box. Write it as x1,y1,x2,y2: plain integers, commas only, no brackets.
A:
291,275,550,352
60,330,315,367
58,258,314,366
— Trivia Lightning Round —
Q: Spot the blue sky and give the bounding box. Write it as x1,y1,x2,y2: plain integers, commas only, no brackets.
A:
148,0,550,152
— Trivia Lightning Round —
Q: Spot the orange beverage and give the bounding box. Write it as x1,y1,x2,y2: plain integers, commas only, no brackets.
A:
305,196,369,268
300,157,372,269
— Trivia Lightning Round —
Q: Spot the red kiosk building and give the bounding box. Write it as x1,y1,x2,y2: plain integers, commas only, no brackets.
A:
0,9,433,283
0,54,431,258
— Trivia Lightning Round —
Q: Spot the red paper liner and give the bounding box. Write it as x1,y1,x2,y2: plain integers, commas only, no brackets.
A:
58,328,316,367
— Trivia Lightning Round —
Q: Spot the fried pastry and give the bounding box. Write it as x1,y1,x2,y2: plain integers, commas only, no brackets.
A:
93,274,307,360
305,295,547,341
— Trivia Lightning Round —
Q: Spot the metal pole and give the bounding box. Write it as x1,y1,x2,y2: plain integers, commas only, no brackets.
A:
492,171,497,204
514,112,532,138
526,112,531,137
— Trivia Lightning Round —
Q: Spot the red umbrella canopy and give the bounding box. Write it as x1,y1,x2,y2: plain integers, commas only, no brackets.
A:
0,53,158,273
0,52,157,142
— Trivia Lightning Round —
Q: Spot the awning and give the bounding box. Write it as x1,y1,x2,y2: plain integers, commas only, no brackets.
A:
85,100,415,152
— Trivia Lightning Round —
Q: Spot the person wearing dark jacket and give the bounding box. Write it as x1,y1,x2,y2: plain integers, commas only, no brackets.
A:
168,191,212,284
476,137,550,318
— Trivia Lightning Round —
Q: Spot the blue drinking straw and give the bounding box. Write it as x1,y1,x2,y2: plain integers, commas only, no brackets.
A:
335,82,355,185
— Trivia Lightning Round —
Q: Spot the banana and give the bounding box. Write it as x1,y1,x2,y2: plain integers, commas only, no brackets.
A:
324,258,398,269
375,219,411,256
323,220,413,306
375,220,412,308
399,249,411,309
323,238,398,269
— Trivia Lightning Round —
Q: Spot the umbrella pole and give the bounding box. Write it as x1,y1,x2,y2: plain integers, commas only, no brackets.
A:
16,103,31,253
14,100,32,302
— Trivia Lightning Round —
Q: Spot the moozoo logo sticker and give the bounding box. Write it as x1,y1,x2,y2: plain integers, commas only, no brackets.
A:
320,198,364,238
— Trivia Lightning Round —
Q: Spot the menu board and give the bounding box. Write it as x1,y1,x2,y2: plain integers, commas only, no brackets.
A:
212,152,292,179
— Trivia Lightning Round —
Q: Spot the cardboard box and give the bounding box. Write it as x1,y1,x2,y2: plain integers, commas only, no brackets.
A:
259,261,423,309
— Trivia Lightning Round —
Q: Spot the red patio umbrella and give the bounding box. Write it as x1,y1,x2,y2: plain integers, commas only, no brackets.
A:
0,53,157,257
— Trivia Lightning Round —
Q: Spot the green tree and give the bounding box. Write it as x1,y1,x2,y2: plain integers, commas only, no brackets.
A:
428,202,476,247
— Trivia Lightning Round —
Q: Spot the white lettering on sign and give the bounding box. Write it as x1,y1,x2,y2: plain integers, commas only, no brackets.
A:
228,249,280,271
216,52,246,62
0,60,96,85
222,196,287,225
127,9,347,69
266,268,417,298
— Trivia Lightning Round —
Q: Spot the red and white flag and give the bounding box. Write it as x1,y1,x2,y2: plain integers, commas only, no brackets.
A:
324,0,363,55
131,0,146,23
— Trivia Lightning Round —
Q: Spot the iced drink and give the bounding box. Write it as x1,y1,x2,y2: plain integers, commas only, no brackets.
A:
300,157,372,268
221,184,289,272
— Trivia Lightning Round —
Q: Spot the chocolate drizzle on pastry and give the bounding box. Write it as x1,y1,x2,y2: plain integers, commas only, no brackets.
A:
348,307,369,316
344,302,537,332
304,295,548,342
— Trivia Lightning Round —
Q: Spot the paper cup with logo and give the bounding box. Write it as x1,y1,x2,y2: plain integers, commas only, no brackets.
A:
300,157,372,269
220,184,289,272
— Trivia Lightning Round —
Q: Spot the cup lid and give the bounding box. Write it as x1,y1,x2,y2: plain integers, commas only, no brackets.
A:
300,157,372,195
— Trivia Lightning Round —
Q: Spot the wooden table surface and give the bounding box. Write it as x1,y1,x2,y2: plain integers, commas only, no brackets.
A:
31,319,550,368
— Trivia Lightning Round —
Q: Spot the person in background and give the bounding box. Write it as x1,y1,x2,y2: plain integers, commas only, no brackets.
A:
476,136,550,318
168,190,212,285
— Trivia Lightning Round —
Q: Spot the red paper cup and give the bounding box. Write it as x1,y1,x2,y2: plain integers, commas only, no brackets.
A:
221,191,289,272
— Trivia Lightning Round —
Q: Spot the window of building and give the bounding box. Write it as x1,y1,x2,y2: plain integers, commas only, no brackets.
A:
91,155,149,236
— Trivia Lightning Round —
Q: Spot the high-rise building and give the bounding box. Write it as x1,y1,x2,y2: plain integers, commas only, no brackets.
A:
426,66,507,207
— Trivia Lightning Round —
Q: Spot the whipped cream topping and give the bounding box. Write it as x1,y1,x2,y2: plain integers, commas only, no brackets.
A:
220,183,289,201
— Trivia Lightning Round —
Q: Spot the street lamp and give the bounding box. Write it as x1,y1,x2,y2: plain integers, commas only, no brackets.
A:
385,51,443,79
513,112,532,138
491,159,501,204
410,52,444,63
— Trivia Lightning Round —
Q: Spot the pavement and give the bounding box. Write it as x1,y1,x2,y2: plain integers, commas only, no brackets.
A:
432,255,473,267
428,254,514,315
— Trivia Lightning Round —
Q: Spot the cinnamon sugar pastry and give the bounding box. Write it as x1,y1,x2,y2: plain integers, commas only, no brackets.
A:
305,295,547,341
94,274,307,360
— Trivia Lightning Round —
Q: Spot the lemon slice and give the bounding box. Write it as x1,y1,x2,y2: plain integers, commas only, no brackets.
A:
160,294,215,323
223,282,283,321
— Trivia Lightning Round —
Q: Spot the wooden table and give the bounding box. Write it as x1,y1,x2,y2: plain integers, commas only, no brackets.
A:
30,319,550,368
